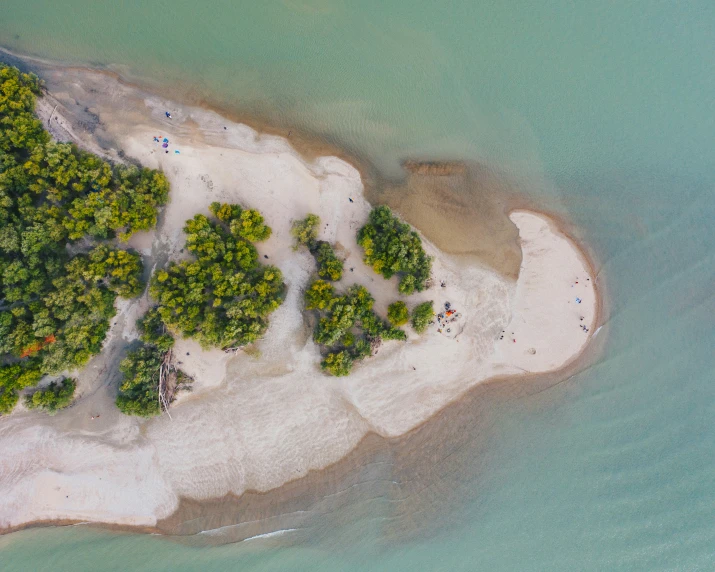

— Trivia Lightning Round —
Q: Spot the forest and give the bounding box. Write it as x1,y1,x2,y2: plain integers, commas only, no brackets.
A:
0,64,169,414
114,202,284,415
0,61,435,416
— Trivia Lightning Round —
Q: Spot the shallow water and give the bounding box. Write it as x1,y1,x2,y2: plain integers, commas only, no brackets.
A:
1,1,714,570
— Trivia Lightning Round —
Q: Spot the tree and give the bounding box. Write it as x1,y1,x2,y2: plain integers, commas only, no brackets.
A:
115,345,162,417
387,301,409,326
84,244,144,298
0,65,48,152
411,301,434,334
321,350,354,377
149,205,284,349
0,363,42,415
291,214,344,281
138,307,175,352
115,306,185,417
291,214,320,250
305,281,406,376
315,242,343,281
357,206,432,294
25,377,76,414
305,279,335,311
209,201,241,223
0,63,167,414
230,209,272,242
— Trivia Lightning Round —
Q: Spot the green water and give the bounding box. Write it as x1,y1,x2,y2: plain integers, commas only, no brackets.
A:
1,1,714,570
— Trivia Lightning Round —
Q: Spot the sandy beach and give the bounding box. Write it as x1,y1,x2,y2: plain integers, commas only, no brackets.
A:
0,64,600,535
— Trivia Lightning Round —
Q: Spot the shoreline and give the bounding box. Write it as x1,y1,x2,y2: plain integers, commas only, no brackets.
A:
1,317,606,541
0,209,604,541
0,45,559,277
0,54,605,540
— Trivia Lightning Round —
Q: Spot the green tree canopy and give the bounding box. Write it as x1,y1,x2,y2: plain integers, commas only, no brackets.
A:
387,301,409,326
0,63,168,414
230,209,271,242
315,242,343,281
115,306,183,417
291,214,343,281
0,363,42,414
138,307,175,352
305,279,335,311
306,281,406,376
411,301,434,334
149,204,284,349
357,206,432,295
321,350,353,377
291,213,320,250
25,377,76,414
115,345,162,417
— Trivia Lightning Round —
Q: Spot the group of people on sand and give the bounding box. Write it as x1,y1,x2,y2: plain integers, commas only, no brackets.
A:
151,111,180,155
436,302,461,335
496,274,592,345
152,134,179,155
570,276,590,333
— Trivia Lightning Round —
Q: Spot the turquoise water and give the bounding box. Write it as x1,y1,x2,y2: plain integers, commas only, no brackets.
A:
1,1,714,570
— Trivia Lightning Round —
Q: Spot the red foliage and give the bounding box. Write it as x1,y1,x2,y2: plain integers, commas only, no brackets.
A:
20,341,44,358
19,334,57,357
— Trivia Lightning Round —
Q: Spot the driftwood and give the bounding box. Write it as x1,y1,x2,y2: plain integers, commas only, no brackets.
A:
157,348,174,420
369,337,383,354
47,104,58,126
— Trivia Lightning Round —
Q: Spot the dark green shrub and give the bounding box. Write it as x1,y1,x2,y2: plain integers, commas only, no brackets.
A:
387,301,409,326
411,301,434,334
315,242,343,281
357,206,431,294
291,214,320,250
25,377,76,414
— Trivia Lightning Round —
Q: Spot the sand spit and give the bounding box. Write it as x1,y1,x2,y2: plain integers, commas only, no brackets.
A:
0,64,599,534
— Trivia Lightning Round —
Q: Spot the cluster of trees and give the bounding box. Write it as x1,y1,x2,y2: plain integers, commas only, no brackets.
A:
116,307,192,417
116,344,165,417
292,214,343,281
25,377,76,414
119,200,279,416
305,280,406,376
115,309,167,417
0,64,168,415
211,202,272,242
387,301,409,326
411,301,434,334
388,299,434,332
0,363,41,414
149,202,284,350
357,206,431,294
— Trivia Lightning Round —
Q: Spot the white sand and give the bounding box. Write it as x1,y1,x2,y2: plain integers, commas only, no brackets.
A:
0,83,597,530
